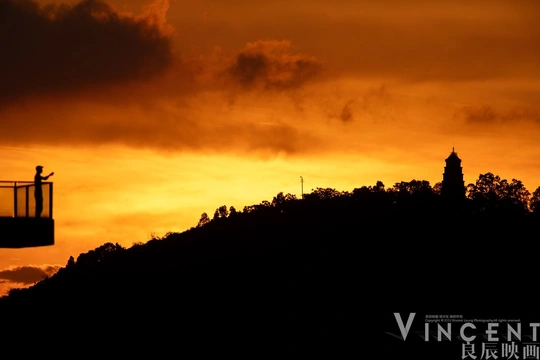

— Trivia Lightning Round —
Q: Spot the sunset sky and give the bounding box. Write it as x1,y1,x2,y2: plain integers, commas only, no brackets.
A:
1,0,540,294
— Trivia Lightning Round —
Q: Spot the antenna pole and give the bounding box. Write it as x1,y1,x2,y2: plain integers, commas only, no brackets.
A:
300,176,304,199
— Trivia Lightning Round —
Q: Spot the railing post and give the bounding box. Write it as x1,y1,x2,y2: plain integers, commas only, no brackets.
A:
13,182,17,218
49,182,53,219
25,185,29,217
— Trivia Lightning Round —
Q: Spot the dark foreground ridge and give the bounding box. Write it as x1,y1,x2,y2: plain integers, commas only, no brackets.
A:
0,179,539,355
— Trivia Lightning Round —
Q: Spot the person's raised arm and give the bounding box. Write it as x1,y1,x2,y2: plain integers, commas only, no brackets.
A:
43,172,54,180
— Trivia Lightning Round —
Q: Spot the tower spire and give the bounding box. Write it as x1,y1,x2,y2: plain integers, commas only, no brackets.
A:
442,147,465,206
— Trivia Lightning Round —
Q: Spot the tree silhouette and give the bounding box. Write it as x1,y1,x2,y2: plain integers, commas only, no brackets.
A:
306,187,343,200
271,192,297,207
467,173,530,214
530,186,540,214
351,186,371,198
243,205,257,213
197,212,210,227
391,179,433,196
388,179,436,211
213,205,229,220
467,172,503,211
373,180,386,193
67,256,75,268
433,182,443,195
501,178,530,214
75,242,125,267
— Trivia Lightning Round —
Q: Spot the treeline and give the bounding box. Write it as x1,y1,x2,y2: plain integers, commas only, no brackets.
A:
7,169,534,302
198,172,540,228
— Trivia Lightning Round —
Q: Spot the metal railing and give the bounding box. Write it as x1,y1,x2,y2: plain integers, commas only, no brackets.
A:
0,181,53,218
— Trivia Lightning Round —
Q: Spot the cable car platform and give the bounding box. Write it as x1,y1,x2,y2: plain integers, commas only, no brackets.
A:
0,181,54,248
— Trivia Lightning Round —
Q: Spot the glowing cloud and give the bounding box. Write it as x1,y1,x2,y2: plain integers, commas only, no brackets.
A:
0,264,61,285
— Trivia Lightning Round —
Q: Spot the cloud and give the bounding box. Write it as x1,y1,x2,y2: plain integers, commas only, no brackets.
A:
0,0,172,105
456,106,498,124
219,40,324,91
339,101,354,122
0,264,62,285
322,84,398,124
455,105,540,124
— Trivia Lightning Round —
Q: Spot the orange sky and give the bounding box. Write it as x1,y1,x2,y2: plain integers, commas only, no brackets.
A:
1,0,540,294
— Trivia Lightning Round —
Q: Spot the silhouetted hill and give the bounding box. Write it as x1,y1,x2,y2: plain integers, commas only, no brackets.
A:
1,178,539,356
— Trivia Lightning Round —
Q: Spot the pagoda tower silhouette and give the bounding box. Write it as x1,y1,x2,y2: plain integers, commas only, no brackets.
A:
441,147,466,204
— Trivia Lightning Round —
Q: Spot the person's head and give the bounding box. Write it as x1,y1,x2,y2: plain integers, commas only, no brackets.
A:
36,165,43,174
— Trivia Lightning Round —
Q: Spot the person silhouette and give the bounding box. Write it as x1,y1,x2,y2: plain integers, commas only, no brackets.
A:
34,165,54,218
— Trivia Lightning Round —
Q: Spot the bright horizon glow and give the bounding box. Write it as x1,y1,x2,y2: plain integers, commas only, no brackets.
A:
1,141,539,295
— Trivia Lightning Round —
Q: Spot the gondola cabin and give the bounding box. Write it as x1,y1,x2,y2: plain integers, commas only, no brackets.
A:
0,181,54,248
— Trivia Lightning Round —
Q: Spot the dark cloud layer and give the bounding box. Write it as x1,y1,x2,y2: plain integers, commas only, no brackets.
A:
2,0,540,157
0,36,330,155
0,265,61,285
0,0,171,104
